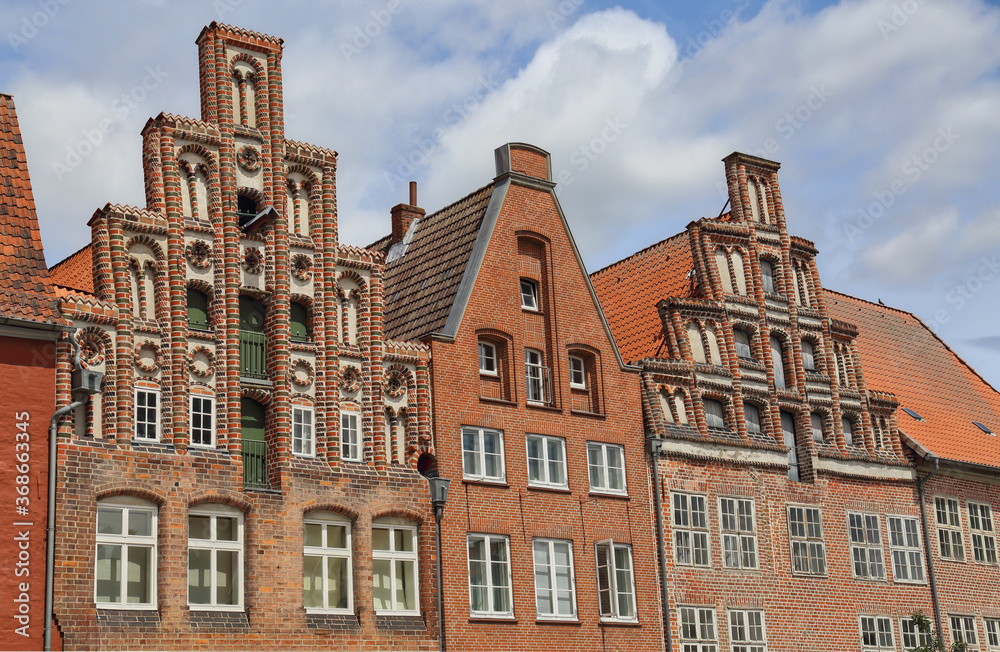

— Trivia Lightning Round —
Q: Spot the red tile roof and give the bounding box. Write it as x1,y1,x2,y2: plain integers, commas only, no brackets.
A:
49,243,95,296
0,94,65,327
825,289,1000,469
590,231,694,363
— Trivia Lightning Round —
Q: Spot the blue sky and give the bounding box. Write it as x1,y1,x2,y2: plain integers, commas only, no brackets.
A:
3,0,1000,389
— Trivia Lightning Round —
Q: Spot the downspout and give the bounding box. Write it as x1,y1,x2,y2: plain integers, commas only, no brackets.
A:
44,333,87,651
646,437,673,652
434,502,446,652
917,454,943,643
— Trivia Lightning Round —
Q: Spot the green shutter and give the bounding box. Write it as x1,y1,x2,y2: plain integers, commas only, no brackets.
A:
187,289,209,330
290,303,309,342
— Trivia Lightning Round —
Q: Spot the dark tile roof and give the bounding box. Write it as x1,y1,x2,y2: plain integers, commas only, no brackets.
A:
0,94,64,326
825,289,1000,469
374,183,495,342
49,243,95,296
590,231,694,363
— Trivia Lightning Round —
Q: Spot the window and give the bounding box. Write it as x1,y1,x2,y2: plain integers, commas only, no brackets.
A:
134,388,160,441
520,278,538,310
770,336,786,389
704,399,726,430
788,506,826,574
568,355,586,388
340,409,362,462
188,505,243,609
720,498,758,570
478,341,497,375
887,516,925,583
587,442,626,494
801,339,816,371
673,492,709,567
468,534,512,617
187,288,209,331
95,499,156,609
293,406,315,457
985,618,1000,650
729,609,768,652
935,497,965,561
781,411,800,482
372,521,418,614
463,426,505,482
810,412,826,444
849,513,885,580
190,394,215,447
745,404,763,435
679,606,717,651
526,434,567,489
734,329,754,361
901,617,935,650
290,302,310,342
533,538,576,619
969,502,998,564
860,616,895,652
842,417,855,446
595,541,635,621
950,615,979,649
303,513,352,612
760,260,775,294
525,349,548,403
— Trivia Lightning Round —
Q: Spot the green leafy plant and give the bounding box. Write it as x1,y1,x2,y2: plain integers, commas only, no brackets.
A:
908,612,968,652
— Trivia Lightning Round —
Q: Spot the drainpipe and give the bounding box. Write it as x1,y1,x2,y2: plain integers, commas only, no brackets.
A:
646,437,673,652
917,454,943,643
45,332,100,651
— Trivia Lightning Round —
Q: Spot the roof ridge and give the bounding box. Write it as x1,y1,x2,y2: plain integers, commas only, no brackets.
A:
49,242,92,272
590,230,688,278
823,287,917,319
423,181,495,222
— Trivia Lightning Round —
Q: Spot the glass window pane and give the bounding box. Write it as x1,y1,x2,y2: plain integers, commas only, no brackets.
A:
126,546,151,604
189,515,211,540
328,524,347,549
216,549,239,605
395,528,414,552
328,556,348,609
396,560,416,611
372,528,390,551
98,508,123,535
303,554,323,608
127,510,152,537
372,559,392,610
188,548,212,604
96,544,122,603
217,516,238,542
304,522,323,548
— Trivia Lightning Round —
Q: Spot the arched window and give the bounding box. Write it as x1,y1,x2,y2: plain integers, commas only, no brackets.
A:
291,302,310,343
660,390,674,424
188,503,244,608
781,411,800,482
304,511,352,613
674,391,689,425
240,398,268,489
841,416,855,447
734,329,754,361
715,248,734,295
239,295,267,380
748,181,761,222
732,250,747,295
188,288,210,331
705,399,727,430
770,336,787,389
95,497,157,608
238,194,258,228
372,518,419,614
810,412,826,444
745,403,763,435
760,259,775,294
801,339,816,371
705,324,723,366
687,323,706,364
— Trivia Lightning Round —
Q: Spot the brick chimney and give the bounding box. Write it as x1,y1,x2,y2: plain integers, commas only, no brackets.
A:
390,181,425,246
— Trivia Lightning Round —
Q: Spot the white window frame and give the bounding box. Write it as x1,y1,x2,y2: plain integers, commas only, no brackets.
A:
525,433,567,489
787,505,826,575
467,533,513,618
678,606,717,651
95,498,157,610
478,341,498,376
568,355,586,389
187,504,244,611
848,512,886,580
900,617,935,651
985,617,1000,650
189,393,215,448
134,387,160,441
935,496,965,561
860,615,895,652
586,441,627,495
950,614,979,649
595,541,636,622
520,278,539,311
525,348,547,404
303,512,352,613
728,609,768,652
462,426,505,483
340,408,362,462
673,492,710,567
887,515,926,584
720,497,758,570
968,501,998,565
532,538,577,620
293,406,315,458
372,521,419,615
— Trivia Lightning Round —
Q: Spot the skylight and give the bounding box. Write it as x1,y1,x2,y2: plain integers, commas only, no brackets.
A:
973,421,995,436
901,407,924,422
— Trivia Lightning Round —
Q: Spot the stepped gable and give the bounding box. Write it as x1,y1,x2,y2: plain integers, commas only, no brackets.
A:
825,288,1000,469
373,183,494,342
0,94,64,325
589,229,694,364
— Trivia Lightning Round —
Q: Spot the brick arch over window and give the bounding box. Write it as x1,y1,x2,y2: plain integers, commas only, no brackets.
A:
125,235,166,261
371,507,425,526
230,53,266,129
188,493,252,514
476,327,513,402
286,164,321,237
303,504,360,522
94,487,167,507
240,386,273,406
177,144,219,224
657,384,691,425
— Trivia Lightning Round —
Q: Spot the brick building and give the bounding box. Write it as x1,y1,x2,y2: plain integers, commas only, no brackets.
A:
0,94,72,651
43,23,440,650
591,153,942,651
370,143,664,651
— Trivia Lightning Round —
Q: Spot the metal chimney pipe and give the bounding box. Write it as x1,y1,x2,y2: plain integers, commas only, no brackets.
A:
409,180,417,206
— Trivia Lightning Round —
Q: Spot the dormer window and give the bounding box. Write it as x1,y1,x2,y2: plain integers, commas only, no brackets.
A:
760,260,775,294
479,341,497,375
520,279,539,311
